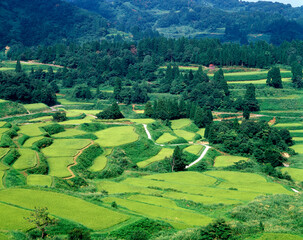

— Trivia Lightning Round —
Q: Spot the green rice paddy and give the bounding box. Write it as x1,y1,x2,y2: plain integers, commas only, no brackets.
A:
174,130,195,141
95,126,138,147
51,128,86,138
12,149,37,170
0,189,129,230
171,119,192,129
290,144,303,154
257,233,303,240
27,174,53,187
18,123,48,137
156,133,178,144
214,155,248,167
137,148,174,168
184,145,204,155
47,157,74,178
23,136,45,147
89,148,112,172
281,168,303,182
23,103,50,113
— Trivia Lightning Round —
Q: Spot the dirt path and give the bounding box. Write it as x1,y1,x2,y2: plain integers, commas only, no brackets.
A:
143,124,211,168
64,141,94,180
20,60,65,69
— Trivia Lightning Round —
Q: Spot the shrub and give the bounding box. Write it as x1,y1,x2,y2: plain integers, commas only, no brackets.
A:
96,102,124,119
5,169,26,187
2,149,20,165
32,137,53,150
0,133,16,147
53,111,67,122
17,134,30,146
27,153,49,175
42,124,65,135
79,123,107,132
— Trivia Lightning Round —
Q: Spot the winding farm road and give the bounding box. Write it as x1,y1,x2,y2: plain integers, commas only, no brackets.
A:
142,124,211,168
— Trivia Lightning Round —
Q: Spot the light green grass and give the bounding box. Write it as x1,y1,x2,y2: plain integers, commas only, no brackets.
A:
0,171,4,188
12,149,37,170
0,202,33,231
0,233,9,240
137,148,174,168
23,136,45,147
214,155,248,167
18,123,48,137
89,148,112,172
0,129,9,135
184,145,204,155
58,98,94,106
103,197,212,228
47,157,73,178
27,174,53,187
29,116,53,122
290,144,303,154
156,133,178,144
196,128,205,137
127,194,179,208
51,128,86,138
23,103,50,113
281,168,303,182
127,119,155,124
174,130,196,141
293,137,303,142
58,116,95,125
228,78,291,85
0,189,129,230
290,130,303,133
0,122,7,128
162,191,241,205
95,126,138,147
257,233,303,240
0,162,9,171
207,171,291,194
96,180,161,195
171,119,192,130
0,148,9,159
274,123,302,128
42,139,91,157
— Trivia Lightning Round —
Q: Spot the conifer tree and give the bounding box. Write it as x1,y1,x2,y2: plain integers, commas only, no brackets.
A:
267,67,283,88
144,101,154,117
113,78,122,102
171,146,185,172
15,59,22,73
244,84,259,111
291,62,303,89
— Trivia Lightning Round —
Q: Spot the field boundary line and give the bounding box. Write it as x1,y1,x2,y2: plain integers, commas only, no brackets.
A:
64,141,94,180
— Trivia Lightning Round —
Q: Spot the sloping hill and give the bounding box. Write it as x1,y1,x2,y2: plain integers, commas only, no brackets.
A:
0,0,109,48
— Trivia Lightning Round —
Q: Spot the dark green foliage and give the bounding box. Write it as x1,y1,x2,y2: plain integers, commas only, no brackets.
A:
244,84,260,112
96,102,124,119
132,83,149,104
243,106,250,120
79,123,107,132
267,67,283,88
291,62,303,88
144,101,154,117
68,228,91,240
171,146,186,172
2,149,20,165
17,134,30,146
5,169,26,187
213,69,230,96
230,194,303,235
0,133,16,148
53,112,67,122
111,201,118,209
32,138,53,150
15,60,22,73
42,124,65,135
70,85,92,100
76,144,103,169
194,106,213,128
109,218,173,240
208,120,292,168
27,153,49,175
113,78,122,102
200,219,233,240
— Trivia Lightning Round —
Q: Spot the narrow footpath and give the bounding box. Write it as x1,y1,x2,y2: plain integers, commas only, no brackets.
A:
142,124,211,168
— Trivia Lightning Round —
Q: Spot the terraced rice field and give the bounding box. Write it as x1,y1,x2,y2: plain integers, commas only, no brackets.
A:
0,122,7,128
196,128,205,137
137,148,174,168
89,148,112,172
23,103,50,113
95,126,138,147
281,168,303,182
102,196,212,229
290,144,303,154
228,78,292,85
12,149,38,170
47,157,74,178
184,145,204,155
18,123,48,137
174,129,195,141
0,148,9,159
51,128,87,138
256,233,303,240
29,116,53,122
214,155,248,167
171,119,192,129
127,118,155,124
27,174,53,187
23,136,45,147
0,189,129,230
0,171,5,188
156,133,178,144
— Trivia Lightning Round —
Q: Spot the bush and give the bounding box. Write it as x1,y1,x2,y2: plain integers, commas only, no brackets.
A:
42,124,65,135
68,228,91,240
79,123,107,132
53,111,67,122
96,102,124,119
2,149,20,165
32,137,53,150
5,169,26,187
26,153,48,175
0,133,16,147
17,134,30,146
